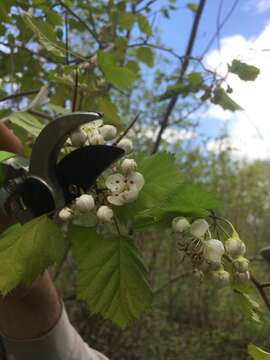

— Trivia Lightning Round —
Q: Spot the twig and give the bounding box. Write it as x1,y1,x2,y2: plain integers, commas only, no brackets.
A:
58,0,100,44
128,42,183,61
64,11,69,65
72,69,79,112
0,89,40,103
152,0,207,153
201,0,240,58
28,109,54,121
113,114,140,145
113,217,121,235
216,0,224,53
53,242,71,281
250,274,270,313
261,282,270,289
154,272,192,296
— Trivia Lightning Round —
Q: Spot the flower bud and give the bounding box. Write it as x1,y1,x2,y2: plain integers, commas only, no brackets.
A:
190,219,209,238
99,125,117,140
75,194,95,213
121,159,137,174
117,138,133,153
70,129,86,147
211,269,230,288
59,207,73,221
90,134,105,145
97,205,114,222
233,256,249,273
234,271,250,283
225,238,246,258
203,239,225,264
172,217,190,233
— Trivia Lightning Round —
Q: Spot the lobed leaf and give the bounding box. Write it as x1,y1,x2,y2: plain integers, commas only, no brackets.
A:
71,226,152,327
9,111,44,137
0,216,65,295
229,60,260,81
211,87,243,112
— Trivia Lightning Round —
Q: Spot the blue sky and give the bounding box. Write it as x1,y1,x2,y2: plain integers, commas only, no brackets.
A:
151,1,270,159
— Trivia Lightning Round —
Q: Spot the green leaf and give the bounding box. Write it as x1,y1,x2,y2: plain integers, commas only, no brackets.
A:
229,60,260,81
158,83,187,101
119,12,136,30
233,291,260,323
97,96,123,128
0,216,64,295
49,103,71,115
98,51,138,89
137,14,152,36
248,344,270,360
211,87,243,112
187,72,204,92
71,226,152,327
187,2,198,12
0,151,15,162
136,47,154,67
9,111,44,137
134,183,219,230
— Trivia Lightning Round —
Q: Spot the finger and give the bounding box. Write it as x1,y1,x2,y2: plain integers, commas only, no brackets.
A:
0,123,23,155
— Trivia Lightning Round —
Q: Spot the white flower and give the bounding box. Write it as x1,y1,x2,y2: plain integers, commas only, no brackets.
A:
70,129,86,147
211,269,230,288
190,219,209,238
97,205,114,222
99,125,117,140
59,207,73,221
233,257,249,273
203,239,225,264
82,119,103,139
121,159,137,174
225,238,246,258
172,217,190,233
75,194,95,213
105,171,144,206
89,134,105,145
117,138,133,153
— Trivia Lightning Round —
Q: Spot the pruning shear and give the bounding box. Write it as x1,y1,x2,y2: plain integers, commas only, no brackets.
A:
0,112,125,224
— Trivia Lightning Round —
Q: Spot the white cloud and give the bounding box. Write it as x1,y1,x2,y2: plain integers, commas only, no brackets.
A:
252,0,270,13
204,22,270,160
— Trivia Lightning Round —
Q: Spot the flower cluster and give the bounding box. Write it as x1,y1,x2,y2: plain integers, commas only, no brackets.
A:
172,217,249,288
59,121,144,225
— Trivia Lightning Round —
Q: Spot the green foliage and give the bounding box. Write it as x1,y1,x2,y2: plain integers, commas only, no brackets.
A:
137,14,152,36
98,51,138,89
229,60,260,81
186,2,199,13
234,291,260,323
0,216,64,295
70,226,152,327
9,112,44,137
211,87,243,111
0,151,15,162
136,47,154,67
248,344,270,360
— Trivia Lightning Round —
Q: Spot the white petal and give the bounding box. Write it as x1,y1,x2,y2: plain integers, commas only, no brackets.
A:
117,138,133,153
105,173,125,192
70,129,86,147
225,238,246,257
97,205,114,222
203,239,225,264
121,188,139,203
121,159,137,174
107,193,125,206
172,217,190,233
89,134,105,145
99,125,117,140
190,219,209,238
127,172,144,191
75,194,95,213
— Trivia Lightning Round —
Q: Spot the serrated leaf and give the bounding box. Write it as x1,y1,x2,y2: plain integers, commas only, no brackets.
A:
187,72,204,92
9,111,44,137
119,12,136,30
233,291,261,323
229,60,260,81
137,14,152,36
136,47,154,67
0,216,64,295
49,103,71,115
134,183,219,230
71,226,152,327
98,51,138,89
211,87,243,112
248,344,270,360
187,2,198,12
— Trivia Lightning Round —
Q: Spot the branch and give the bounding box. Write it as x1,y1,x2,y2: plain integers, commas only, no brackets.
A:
128,42,183,61
58,1,100,44
152,0,207,154
72,69,79,112
113,113,140,145
0,89,40,103
28,109,54,121
250,274,270,313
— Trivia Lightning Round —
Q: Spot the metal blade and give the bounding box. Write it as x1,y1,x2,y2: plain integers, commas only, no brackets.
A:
56,145,125,202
